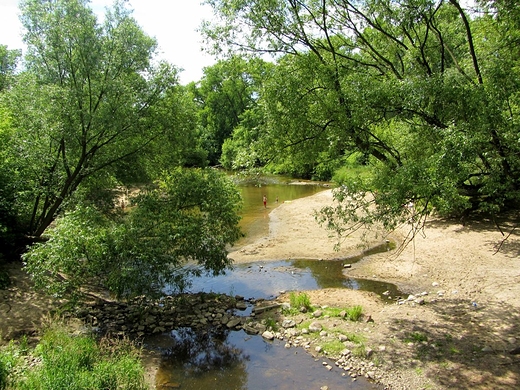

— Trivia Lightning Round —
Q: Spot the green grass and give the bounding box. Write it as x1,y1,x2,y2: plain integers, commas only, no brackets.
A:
289,292,313,312
0,324,148,390
345,305,363,321
313,305,364,321
343,332,366,344
320,340,345,355
353,344,367,358
264,317,278,331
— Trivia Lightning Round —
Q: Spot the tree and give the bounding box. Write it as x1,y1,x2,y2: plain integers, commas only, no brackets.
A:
5,0,179,240
0,45,21,91
23,168,242,298
195,56,271,165
203,0,520,238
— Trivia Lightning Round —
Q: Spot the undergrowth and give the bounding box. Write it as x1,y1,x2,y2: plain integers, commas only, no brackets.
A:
0,322,147,390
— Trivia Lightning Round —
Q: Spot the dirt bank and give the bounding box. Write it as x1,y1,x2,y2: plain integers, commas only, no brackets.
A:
229,189,520,389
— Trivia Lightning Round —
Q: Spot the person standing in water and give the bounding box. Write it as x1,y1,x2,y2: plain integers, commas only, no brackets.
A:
263,195,267,208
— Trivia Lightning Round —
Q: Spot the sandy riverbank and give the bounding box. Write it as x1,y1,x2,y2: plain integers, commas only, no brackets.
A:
229,189,520,389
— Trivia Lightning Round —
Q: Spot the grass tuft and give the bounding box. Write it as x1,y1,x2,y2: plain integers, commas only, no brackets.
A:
289,292,313,312
345,305,363,321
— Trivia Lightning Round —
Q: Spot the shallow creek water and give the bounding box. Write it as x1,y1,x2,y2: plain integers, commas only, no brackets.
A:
149,177,398,389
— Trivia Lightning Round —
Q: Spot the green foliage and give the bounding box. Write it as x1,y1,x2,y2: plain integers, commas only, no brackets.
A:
204,0,520,232
0,45,21,92
345,305,364,322
2,325,147,390
0,345,19,390
289,292,313,312
3,0,181,240
23,168,242,298
263,317,278,331
195,56,272,166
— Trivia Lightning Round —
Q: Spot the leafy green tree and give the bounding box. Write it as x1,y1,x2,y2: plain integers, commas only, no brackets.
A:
0,45,21,91
4,0,179,240
23,168,242,298
204,0,520,239
195,56,271,165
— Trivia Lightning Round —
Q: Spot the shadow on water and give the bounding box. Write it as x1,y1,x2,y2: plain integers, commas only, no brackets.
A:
148,328,380,390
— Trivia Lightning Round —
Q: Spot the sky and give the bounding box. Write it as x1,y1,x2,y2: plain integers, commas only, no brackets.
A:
0,0,217,84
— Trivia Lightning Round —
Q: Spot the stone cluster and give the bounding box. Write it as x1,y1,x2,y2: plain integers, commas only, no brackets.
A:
77,293,385,384
77,292,253,337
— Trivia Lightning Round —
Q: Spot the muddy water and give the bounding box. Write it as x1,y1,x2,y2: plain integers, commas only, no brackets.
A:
233,175,329,246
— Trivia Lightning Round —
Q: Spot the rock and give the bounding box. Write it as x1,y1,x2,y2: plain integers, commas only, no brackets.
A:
481,346,494,353
339,310,347,318
343,264,352,268
509,346,520,355
235,302,248,310
253,303,281,314
313,310,323,318
262,331,275,340
226,318,242,329
309,322,323,332
432,282,439,287
414,298,425,305
338,334,349,342
315,346,322,352
282,319,296,328
243,325,259,335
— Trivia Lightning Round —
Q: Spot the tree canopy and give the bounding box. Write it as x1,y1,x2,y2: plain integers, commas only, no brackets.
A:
202,0,520,236
0,0,242,297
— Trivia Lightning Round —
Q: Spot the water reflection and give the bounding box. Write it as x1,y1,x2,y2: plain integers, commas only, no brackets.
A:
149,328,379,390
178,259,403,301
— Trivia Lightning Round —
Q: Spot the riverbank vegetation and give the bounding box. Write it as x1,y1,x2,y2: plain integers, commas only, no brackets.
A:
1,3,520,388
0,321,146,390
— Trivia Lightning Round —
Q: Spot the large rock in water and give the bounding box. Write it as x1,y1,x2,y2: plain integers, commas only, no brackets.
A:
262,330,275,340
